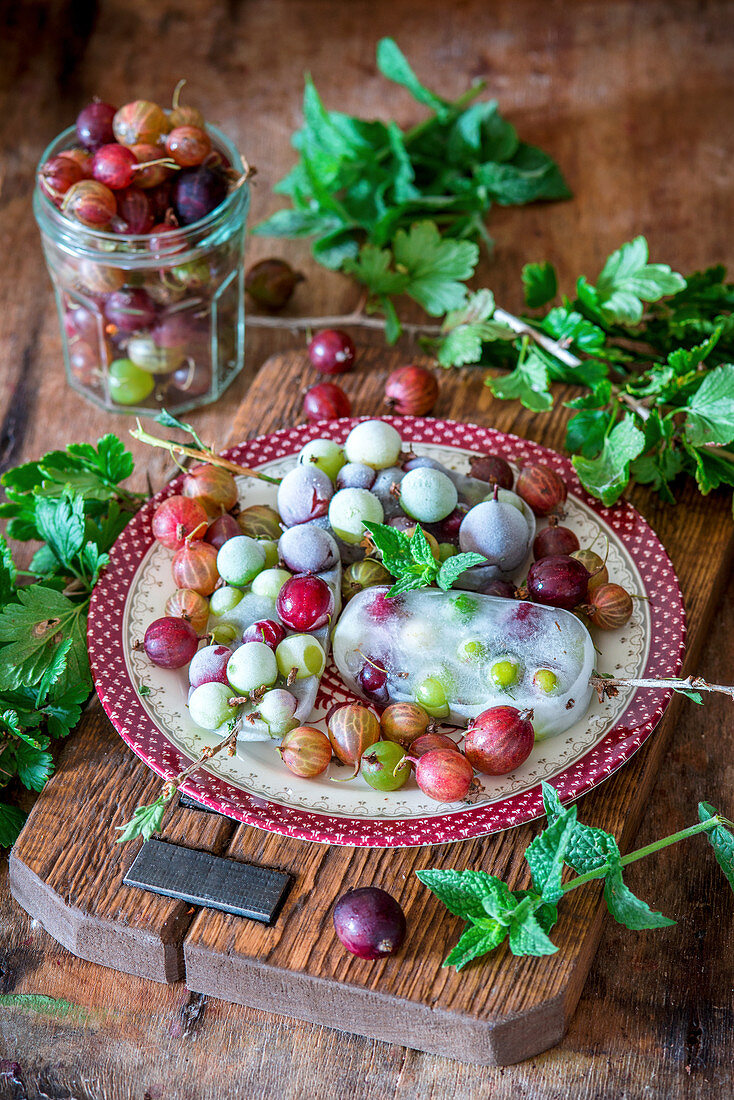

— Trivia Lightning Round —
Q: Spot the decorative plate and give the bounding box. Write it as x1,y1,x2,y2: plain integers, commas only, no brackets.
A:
88,417,686,847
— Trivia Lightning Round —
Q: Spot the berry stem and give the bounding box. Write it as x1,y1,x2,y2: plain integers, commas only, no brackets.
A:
560,816,726,895
130,421,281,485
591,673,734,701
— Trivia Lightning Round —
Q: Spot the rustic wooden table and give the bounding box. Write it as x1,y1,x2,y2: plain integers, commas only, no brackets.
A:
0,1,732,1096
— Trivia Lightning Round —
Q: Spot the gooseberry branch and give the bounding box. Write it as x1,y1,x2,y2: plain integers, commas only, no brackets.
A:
130,421,281,484
591,673,734,702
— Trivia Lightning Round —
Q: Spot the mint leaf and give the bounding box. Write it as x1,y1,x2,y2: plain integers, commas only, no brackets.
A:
34,493,85,570
444,919,507,970
386,573,430,597
572,414,645,505
392,222,479,315
408,525,438,569
0,803,26,847
475,144,571,205
488,350,553,412
508,908,559,956
593,236,686,324
362,521,412,576
525,806,577,903
376,38,450,117
542,782,615,875
698,802,734,894
0,586,90,695
416,868,512,921
436,552,486,590
683,364,734,446
523,261,557,308
603,855,676,930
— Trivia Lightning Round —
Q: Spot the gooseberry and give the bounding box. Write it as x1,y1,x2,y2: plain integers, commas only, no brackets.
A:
384,364,438,416
303,382,352,422
166,125,212,167
152,494,208,550
333,887,406,960
113,99,170,147
76,100,117,151
172,539,219,595
245,258,304,310
62,180,117,227
516,464,568,516
165,587,209,634
278,726,332,779
144,616,198,669
308,329,356,374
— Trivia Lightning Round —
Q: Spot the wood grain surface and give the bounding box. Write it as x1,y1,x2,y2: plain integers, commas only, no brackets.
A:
1,0,733,1096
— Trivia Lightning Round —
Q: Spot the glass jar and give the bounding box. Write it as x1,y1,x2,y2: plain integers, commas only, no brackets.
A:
34,125,249,415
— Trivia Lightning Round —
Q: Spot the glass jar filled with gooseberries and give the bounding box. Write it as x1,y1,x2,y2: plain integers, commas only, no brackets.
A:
34,91,250,414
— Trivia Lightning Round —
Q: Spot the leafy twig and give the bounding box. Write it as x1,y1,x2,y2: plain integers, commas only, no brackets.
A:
417,782,734,968
116,721,241,844
591,673,734,704
130,420,281,486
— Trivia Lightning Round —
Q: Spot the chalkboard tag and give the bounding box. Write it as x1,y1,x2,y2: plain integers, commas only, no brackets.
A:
124,838,292,924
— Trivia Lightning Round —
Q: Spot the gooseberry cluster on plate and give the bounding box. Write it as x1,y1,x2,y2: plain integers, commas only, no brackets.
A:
36,89,247,411
141,417,636,806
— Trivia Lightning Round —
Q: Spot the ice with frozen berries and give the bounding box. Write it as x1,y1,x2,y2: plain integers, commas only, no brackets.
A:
333,586,595,738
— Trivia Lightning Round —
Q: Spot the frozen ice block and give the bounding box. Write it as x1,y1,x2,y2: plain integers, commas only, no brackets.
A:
332,586,594,740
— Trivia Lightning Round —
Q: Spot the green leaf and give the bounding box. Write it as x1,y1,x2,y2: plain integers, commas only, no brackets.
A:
444,919,508,969
386,573,431,597
66,434,135,489
382,297,402,344
0,803,26,847
29,544,59,577
343,243,409,297
376,38,450,116
593,236,686,324
42,681,89,740
683,364,734,446
565,409,611,459
523,261,558,308
683,441,734,494
542,307,606,353
0,586,90,695
252,207,344,239
34,637,72,705
698,802,734,894
487,350,554,412
603,855,676,930
34,493,85,570
475,143,571,206
507,908,559,956
572,414,645,505
542,782,615,876
362,521,412,577
435,552,486,590
0,535,16,605
392,222,479,315
80,543,109,586
442,289,496,329
115,795,171,844
417,868,513,922
155,410,205,450
6,741,54,792
408,525,437,569
525,806,577,903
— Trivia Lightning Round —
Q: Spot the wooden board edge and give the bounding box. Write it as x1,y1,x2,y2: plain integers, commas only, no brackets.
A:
8,852,189,984
183,941,570,1066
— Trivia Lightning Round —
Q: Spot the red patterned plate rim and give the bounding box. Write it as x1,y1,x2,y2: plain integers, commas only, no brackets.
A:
88,416,686,847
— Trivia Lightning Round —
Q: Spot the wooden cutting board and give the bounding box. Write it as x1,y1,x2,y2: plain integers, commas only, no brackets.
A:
9,347,734,1066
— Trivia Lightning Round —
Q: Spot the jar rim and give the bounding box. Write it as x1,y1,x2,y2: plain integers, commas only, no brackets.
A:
34,122,249,255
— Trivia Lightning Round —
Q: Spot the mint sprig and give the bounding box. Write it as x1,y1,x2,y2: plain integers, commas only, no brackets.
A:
363,521,484,596
418,781,734,969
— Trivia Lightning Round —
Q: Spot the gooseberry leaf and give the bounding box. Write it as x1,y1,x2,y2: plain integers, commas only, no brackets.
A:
572,414,645,506
683,364,734,446
522,261,557,308
0,803,26,848
487,350,554,412
115,794,172,844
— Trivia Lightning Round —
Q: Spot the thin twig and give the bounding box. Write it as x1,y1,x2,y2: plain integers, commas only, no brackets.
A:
246,311,443,337
493,308,583,368
163,723,241,800
130,422,280,485
591,673,734,702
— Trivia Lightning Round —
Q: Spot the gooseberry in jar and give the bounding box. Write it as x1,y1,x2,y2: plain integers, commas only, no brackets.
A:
76,100,117,151
170,103,205,129
166,125,212,167
61,180,117,227
303,382,351,422
307,329,356,374
152,494,209,550
165,587,210,634
172,165,228,225
69,341,99,386
171,360,212,397
91,143,138,190
172,539,219,595
38,155,84,204
182,464,239,516
78,258,126,295
127,143,170,189
108,358,155,405
113,99,170,147
127,335,185,374
115,187,154,234
104,288,157,332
